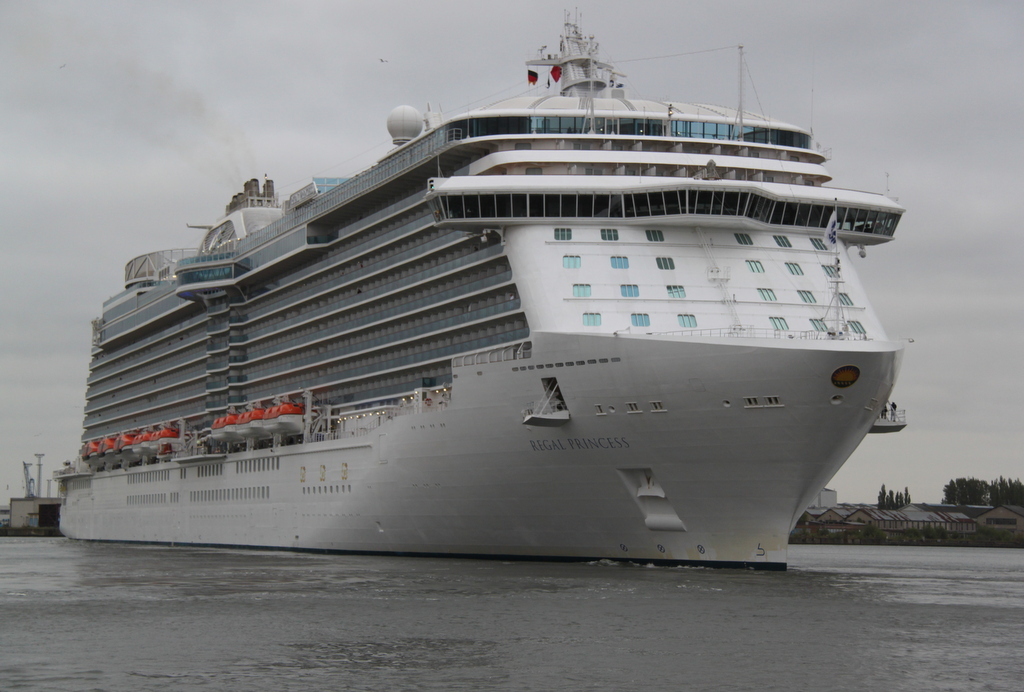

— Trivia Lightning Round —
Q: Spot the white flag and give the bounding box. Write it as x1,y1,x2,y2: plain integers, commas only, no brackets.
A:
825,210,838,248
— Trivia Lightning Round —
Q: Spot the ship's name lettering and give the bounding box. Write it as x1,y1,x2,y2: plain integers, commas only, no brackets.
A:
529,436,630,452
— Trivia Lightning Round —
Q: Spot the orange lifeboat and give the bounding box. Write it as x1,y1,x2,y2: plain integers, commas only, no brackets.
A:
263,401,305,435
118,433,142,462
237,407,271,439
137,430,160,456
84,440,104,468
156,426,182,447
100,437,118,456
211,413,243,442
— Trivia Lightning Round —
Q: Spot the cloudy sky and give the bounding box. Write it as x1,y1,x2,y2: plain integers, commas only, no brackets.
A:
2,0,1021,505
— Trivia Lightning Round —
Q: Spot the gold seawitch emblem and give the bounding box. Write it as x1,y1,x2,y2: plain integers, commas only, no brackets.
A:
831,365,861,388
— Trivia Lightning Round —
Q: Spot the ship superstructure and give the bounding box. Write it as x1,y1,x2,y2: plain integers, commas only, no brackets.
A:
56,22,905,569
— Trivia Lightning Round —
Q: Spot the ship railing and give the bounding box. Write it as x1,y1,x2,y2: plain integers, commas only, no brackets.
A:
198,126,460,261
522,399,568,418
877,408,906,424
647,326,870,341
53,462,91,478
452,340,532,367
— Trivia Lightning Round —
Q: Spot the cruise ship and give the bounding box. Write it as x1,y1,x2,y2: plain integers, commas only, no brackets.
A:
55,23,905,569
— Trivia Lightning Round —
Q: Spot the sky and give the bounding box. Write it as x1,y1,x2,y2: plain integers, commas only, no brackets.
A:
2,0,1022,505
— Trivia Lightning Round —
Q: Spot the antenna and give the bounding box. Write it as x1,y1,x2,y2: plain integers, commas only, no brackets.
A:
736,45,744,140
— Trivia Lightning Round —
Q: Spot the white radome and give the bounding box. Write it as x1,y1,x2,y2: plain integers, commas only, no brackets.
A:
387,105,423,145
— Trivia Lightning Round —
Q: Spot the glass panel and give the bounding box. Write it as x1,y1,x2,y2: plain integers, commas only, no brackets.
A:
608,195,624,218
479,194,495,217
807,204,824,228
511,194,528,217
649,191,666,216
694,190,713,214
623,194,636,218
447,196,464,219
711,191,724,215
736,192,751,216
634,193,651,216
837,207,852,231
577,194,593,217
863,210,879,233
544,194,560,217
593,195,611,218
664,190,681,215
561,194,577,218
722,191,739,215
495,194,511,217
528,194,544,217
852,208,869,232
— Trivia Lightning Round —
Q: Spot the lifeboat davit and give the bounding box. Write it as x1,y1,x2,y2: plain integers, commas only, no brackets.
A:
136,430,160,456
237,408,272,439
84,440,104,468
262,402,305,435
117,433,141,462
155,426,183,451
211,413,243,442
100,437,118,456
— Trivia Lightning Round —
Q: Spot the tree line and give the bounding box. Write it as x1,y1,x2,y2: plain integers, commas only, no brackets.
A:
877,484,910,510
875,476,1024,509
942,476,1024,506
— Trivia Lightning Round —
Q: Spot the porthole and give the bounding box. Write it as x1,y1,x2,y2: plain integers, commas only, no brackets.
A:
831,395,844,405
723,400,731,407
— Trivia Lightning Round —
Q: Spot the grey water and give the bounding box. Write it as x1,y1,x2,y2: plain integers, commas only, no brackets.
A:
2,539,1022,691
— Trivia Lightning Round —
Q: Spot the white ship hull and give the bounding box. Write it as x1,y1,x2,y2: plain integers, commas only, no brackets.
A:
60,332,901,569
